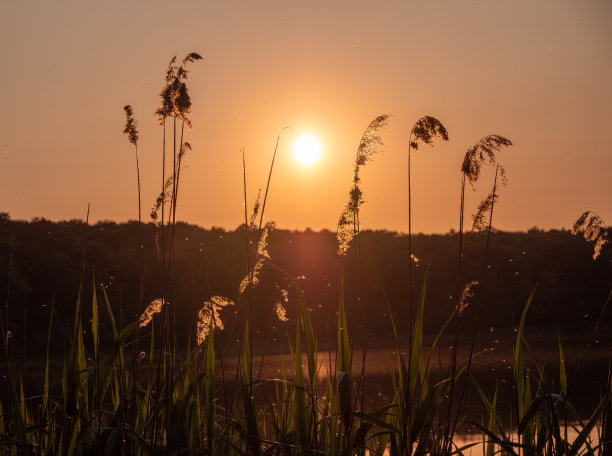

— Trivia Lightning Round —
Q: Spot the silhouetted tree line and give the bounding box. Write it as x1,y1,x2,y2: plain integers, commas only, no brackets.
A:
0,213,610,356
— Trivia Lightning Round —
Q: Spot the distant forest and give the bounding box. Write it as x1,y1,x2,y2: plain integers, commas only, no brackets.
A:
0,213,610,353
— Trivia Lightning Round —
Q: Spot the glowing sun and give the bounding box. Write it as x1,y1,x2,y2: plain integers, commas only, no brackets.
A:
292,134,323,166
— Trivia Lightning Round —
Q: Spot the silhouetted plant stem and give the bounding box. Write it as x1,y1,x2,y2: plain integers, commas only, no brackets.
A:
22,274,27,402
451,164,499,441
152,118,167,447
572,289,611,382
241,148,257,454
257,128,287,233
123,104,142,434
442,173,466,454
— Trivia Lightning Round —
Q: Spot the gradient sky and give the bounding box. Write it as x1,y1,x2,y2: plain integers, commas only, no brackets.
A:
1,1,611,233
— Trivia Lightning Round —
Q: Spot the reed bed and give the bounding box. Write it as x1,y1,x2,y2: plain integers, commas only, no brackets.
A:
0,55,610,456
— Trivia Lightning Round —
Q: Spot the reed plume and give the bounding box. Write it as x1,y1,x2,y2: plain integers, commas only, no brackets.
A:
472,191,498,231
572,211,609,260
139,298,167,328
461,135,512,187
458,280,479,315
337,114,390,255
155,53,203,129
123,105,139,144
239,220,272,294
274,302,289,322
196,296,234,344
461,135,512,231
409,116,449,149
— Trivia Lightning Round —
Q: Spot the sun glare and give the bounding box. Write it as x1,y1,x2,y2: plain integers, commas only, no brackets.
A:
292,134,323,166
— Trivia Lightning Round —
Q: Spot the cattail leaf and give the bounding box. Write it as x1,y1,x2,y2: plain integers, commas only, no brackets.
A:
92,277,99,357
409,269,428,395
337,270,351,374
557,328,567,397
514,285,537,421
338,370,353,428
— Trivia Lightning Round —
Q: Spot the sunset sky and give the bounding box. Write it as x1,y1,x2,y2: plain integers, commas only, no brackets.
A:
1,1,611,233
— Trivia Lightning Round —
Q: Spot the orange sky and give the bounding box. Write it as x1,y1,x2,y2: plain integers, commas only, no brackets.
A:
1,1,611,233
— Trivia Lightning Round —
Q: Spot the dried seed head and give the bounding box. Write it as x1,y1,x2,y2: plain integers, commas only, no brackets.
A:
239,258,265,295
458,280,479,315
461,135,512,187
256,221,272,260
196,296,234,344
139,298,167,327
179,142,191,160
409,116,449,150
337,114,390,255
472,192,498,231
572,211,608,260
248,190,262,230
123,105,139,145
150,176,174,226
274,301,289,322
155,52,202,127
353,114,390,182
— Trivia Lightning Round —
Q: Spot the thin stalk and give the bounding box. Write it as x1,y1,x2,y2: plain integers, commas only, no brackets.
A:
152,117,167,447
1,234,14,421
451,165,499,440
2,234,13,349
257,128,287,232
571,289,611,382
251,128,286,391
241,148,256,452
131,141,142,433
403,135,414,456
80,203,90,286
22,274,27,400
443,173,466,454
165,115,179,447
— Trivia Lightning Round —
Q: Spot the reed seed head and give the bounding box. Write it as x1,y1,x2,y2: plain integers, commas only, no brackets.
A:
337,114,390,255
179,142,191,161
275,288,290,321
458,280,479,314
461,135,512,187
248,190,262,230
472,192,498,231
409,116,449,150
196,296,234,344
123,105,139,145
155,52,202,128
150,176,174,225
139,298,167,327
572,211,608,260
274,301,289,322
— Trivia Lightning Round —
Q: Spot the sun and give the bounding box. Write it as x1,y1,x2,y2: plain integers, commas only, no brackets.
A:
292,134,323,166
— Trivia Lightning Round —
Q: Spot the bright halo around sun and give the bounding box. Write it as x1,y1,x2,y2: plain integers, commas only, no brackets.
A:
292,134,323,166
